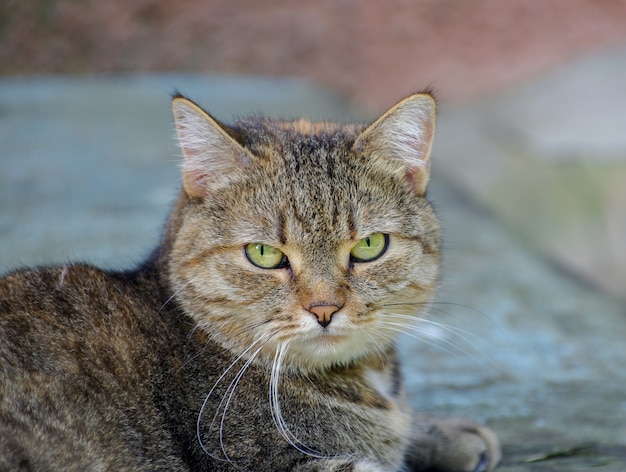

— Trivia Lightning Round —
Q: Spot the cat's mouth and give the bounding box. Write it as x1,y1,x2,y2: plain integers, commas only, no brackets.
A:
314,331,345,344
283,323,375,369
295,326,348,348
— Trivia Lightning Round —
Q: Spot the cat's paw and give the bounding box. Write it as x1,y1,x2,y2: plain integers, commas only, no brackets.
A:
424,417,501,472
293,458,388,471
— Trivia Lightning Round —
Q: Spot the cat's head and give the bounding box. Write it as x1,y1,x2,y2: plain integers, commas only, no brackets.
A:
167,93,440,372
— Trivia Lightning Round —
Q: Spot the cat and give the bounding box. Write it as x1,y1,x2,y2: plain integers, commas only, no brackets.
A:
0,92,500,471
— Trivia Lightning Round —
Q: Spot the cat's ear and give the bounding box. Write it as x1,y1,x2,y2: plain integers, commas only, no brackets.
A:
353,93,435,195
172,96,253,199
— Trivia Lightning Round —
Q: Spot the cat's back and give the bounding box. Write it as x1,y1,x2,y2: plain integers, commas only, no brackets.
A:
0,264,190,471
0,264,159,368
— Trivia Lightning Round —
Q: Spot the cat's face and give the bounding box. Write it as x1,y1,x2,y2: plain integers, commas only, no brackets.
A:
168,94,440,371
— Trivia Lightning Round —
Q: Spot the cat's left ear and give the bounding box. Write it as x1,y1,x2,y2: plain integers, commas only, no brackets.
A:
352,93,435,195
172,95,253,199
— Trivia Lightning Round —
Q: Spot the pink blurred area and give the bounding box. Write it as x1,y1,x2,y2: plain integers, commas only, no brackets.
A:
3,0,626,110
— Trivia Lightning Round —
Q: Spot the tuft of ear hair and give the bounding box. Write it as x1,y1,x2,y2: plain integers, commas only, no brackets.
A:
353,93,435,195
172,95,253,199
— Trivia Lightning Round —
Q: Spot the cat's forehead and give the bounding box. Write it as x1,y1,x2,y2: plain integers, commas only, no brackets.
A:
230,118,375,191
231,117,362,154
219,119,412,246
233,118,364,192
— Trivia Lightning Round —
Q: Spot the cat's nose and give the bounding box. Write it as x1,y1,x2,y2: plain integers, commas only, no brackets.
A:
308,304,341,328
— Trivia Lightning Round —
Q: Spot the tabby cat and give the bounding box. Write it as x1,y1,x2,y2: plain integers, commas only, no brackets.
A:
0,92,500,471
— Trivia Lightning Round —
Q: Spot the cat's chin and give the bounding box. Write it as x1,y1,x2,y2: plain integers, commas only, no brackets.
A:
314,332,345,345
283,331,381,372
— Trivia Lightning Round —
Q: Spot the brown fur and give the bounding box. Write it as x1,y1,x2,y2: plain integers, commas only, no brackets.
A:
0,93,500,471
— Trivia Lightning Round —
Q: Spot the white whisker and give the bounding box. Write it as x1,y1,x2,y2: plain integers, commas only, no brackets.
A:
157,275,203,315
197,334,274,461
398,315,502,367
382,322,468,358
385,300,503,337
361,325,394,362
387,312,488,345
269,341,328,459
216,340,268,463
381,317,502,370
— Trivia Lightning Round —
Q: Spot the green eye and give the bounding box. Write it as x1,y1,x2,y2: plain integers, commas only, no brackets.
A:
245,243,287,269
350,233,389,263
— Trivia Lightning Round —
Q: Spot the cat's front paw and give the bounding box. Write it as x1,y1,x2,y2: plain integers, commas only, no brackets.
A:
428,418,500,472
293,458,388,472
408,417,501,472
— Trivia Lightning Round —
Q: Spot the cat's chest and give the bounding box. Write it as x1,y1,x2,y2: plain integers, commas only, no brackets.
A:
364,367,399,402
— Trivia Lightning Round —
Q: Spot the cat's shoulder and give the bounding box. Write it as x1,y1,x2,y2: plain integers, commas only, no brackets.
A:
0,263,163,336
1,263,141,303
0,262,173,377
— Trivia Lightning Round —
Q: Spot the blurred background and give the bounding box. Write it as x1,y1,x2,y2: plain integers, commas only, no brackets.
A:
1,1,626,468
4,0,626,109
2,0,625,297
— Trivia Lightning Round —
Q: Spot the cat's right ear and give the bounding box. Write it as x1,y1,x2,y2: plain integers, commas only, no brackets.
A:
172,96,253,199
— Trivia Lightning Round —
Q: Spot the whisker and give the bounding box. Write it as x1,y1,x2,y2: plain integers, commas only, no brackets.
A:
361,326,394,363
383,319,481,359
197,334,274,461
389,313,504,370
381,322,470,359
269,341,329,459
171,334,211,375
386,313,489,346
187,321,202,340
176,318,275,374
216,339,269,463
381,300,505,363
384,300,503,336
157,275,203,315
380,318,503,371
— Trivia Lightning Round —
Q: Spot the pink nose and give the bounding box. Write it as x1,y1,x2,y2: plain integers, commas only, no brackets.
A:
308,304,341,328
